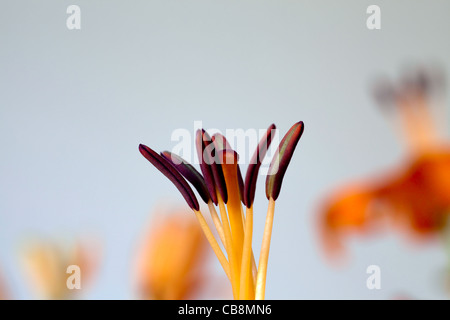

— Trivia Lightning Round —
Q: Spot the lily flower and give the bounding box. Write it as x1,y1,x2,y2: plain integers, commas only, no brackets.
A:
320,67,450,258
134,208,211,300
139,121,304,299
21,238,100,299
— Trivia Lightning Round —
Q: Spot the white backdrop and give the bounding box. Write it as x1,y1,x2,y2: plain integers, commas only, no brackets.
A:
1,1,450,299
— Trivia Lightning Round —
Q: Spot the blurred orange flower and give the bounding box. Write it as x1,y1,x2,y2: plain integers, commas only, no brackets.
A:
320,66,450,258
21,238,100,299
0,270,9,300
134,208,225,300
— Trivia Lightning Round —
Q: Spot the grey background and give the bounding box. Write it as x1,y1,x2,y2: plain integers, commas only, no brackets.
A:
1,1,450,299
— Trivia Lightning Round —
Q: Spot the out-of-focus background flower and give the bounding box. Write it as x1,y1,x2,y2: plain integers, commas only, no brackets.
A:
1,1,450,299
132,206,231,300
320,66,450,263
20,237,100,299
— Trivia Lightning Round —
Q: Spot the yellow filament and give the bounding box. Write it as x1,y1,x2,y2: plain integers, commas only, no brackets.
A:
217,197,239,299
207,201,226,248
241,204,258,286
251,252,257,285
239,206,255,299
255,198,275,300
193,209,231,281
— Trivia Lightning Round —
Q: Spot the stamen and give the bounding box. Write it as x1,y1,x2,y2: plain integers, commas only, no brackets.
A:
212,133,231,149
161,151,228,252
266,121,305,201
237,166,245,206
372,78,397,110
140,121,305,300
398,69,439,151
239,206,255,300
193,209,231,281
204,132,228,204
139,144,199,211
374,69,444,153
244,124,276,208
161,151,210,204
196,130,218,205
213,133,246,205
207,201,226,249
255,198,275,300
